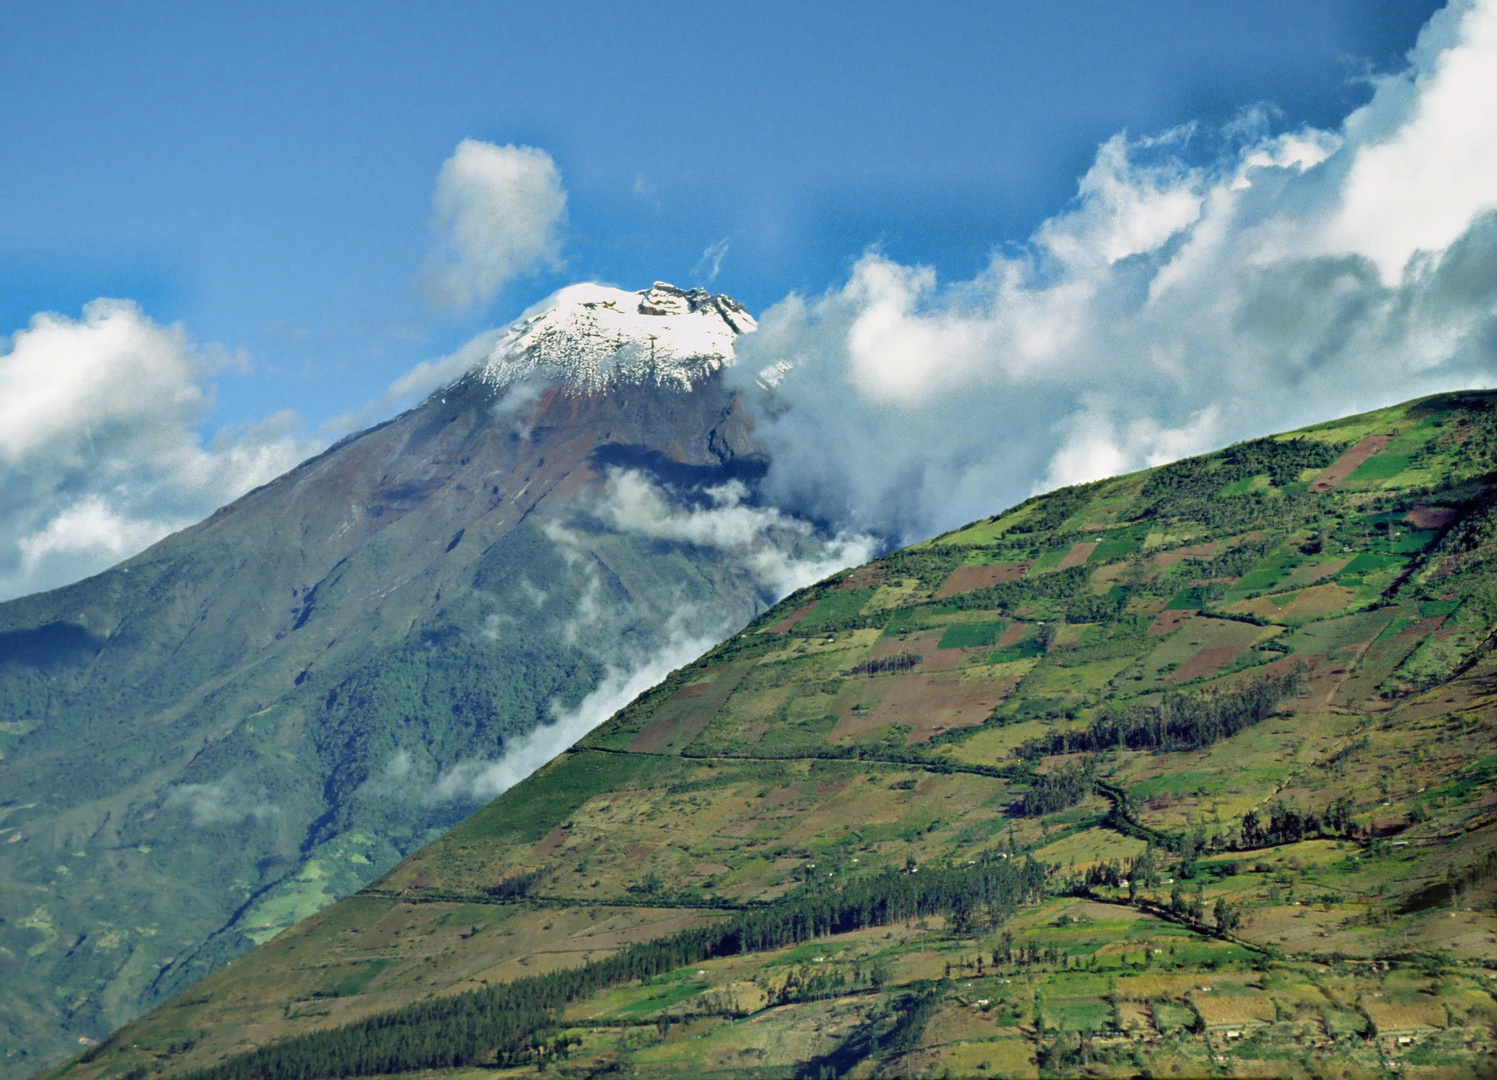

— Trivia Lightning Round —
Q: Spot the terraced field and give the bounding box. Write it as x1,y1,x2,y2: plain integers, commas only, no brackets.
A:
53,392,1497,1078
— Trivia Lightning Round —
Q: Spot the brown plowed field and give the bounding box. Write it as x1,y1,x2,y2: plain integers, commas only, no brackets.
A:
867,632,968,672
839,564,887,589
1149,609,1195,636
1310,433,1394,491
995,621,1029,648
767,602,817,633
830,672,1003,743
1059,541,1099,569
1167,645,1243,683
628,667,750,752
934,562,1028,598
531,827,571,857
1288,655,1353,712
1151,542,1218,567
1405,504,1459,529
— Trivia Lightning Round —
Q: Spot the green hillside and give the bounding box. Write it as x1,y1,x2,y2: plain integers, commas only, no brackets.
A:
59,392,1497,1079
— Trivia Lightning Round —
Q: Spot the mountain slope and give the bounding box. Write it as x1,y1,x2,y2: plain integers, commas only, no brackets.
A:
0,284,855,1078
62,390,1497,1079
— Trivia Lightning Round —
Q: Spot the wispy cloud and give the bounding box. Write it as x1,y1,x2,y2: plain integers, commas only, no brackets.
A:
734,0,1497,545
165,776,279,827
428,467,873,803
417,140,568,312
429,609,714,803
693,238,730,285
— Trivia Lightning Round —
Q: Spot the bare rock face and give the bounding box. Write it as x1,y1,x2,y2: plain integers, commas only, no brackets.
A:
0,285,808,1078
635,281,756,329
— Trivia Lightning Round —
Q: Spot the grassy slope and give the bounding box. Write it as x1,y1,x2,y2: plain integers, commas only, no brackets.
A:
56,391,1497,1079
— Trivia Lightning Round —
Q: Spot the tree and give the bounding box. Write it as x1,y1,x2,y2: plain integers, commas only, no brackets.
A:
1129,845,1159,892
1241,810,1263,847
1213,898,1241,933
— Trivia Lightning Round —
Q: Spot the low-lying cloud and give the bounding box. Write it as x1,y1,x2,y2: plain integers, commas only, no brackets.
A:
165,777,279,827
734,0,1497,546
418,140,568,312
588,468,877,598
0,300,310,600
428,468,874,802
429,611,716,803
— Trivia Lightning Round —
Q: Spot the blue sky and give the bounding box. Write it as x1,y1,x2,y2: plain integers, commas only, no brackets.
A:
12,0,1497,601
1,1,1439,429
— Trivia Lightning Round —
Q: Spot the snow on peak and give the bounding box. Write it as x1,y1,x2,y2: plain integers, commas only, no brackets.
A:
478,282,757,393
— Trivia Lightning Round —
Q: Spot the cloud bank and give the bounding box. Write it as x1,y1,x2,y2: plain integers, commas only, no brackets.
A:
0,300,309,600
734,0,1497,546
418,140,568,311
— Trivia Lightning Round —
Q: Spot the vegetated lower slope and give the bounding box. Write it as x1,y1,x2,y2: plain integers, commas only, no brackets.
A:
0,365,783,1079
59,391,1497,1080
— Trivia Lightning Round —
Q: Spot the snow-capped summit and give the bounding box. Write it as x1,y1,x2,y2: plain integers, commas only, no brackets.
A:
479,282,757,393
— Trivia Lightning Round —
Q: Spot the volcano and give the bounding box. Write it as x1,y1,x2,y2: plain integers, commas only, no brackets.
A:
0,284,862,1077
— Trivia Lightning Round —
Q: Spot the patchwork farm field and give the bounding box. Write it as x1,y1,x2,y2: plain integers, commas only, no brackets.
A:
52,392,1497,1079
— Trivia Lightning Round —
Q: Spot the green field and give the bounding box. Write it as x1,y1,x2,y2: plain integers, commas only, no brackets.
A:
938,621,1008,648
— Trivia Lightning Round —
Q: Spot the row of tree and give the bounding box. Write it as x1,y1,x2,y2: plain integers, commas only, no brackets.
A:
844,651,921,676
1240,794,1357,847
181,857,1048,1080
1018,667,1305,759
1017,760,1095,816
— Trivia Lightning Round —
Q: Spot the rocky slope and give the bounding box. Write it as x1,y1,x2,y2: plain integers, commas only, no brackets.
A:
57,390,1497,1080
0,284,858,1078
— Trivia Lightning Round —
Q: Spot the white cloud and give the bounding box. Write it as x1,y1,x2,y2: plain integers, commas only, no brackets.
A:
16,497,175,579
1317,0,1497,282
429,613,714,804
540,519,608,648
316,326,509,437
0,301,309,600
418,140,567,311
165,777,278,827
693,238,730,285
428,468,875,804
734,0,1497,545
588,467,876,598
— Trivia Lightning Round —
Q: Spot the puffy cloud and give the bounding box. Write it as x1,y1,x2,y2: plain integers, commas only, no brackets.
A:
418,140,567,311
734,0,1497,546
16,498,176,581
0,300,309,600
1317,0,1497,281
